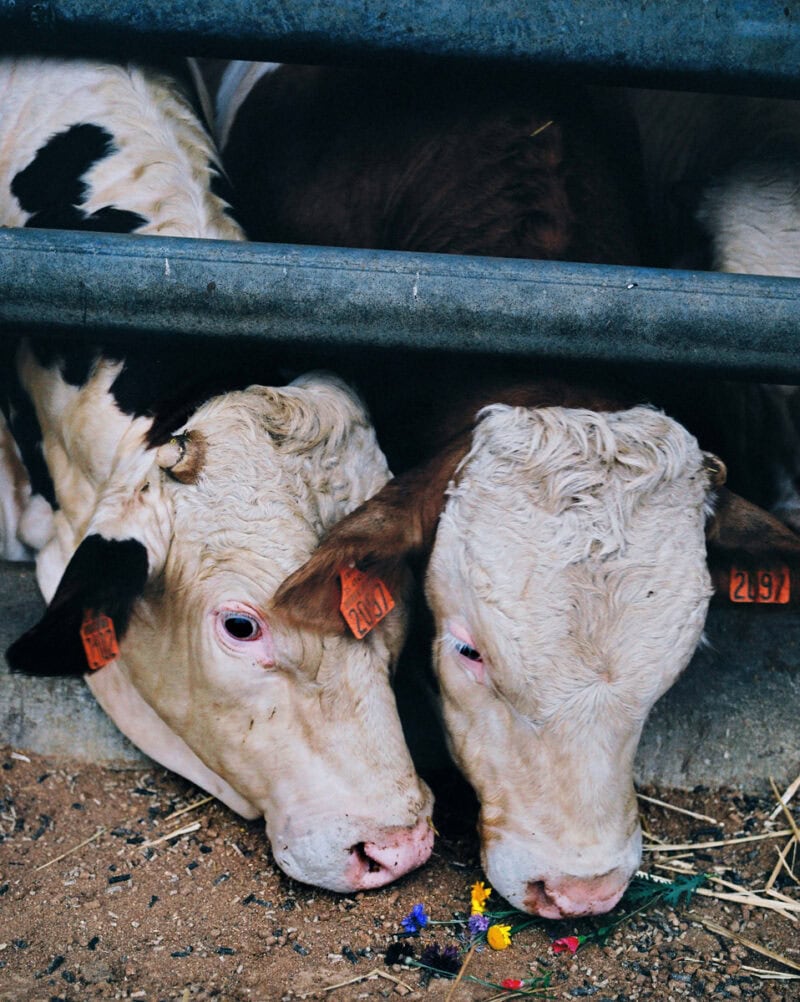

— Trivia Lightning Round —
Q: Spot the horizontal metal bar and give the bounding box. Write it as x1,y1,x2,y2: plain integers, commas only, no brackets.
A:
0,0,799,96
2,228,800,381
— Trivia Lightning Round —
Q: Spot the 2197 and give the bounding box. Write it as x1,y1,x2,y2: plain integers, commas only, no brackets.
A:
729,567,790,604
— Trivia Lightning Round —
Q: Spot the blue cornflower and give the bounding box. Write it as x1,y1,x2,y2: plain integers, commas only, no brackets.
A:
401,903,429,934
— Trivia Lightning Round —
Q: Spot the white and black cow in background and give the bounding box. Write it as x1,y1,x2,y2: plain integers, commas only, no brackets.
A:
0,56,436,892
202,60,800,916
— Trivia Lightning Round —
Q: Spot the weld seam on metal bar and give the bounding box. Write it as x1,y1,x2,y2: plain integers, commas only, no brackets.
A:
0,0,799,95
2,228,800,381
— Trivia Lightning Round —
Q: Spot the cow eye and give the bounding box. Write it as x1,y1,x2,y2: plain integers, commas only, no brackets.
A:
222,614,261,641
453,640,483,663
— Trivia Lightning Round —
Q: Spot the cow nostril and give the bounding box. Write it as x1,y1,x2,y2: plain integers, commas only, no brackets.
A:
350,842,383,873
525,879,557,912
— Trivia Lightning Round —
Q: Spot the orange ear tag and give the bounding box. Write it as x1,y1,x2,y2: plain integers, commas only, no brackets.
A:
339,566,395,639
729,566,790,604
80,610,120,670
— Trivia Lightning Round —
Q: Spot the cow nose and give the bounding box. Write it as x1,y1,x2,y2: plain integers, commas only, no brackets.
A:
524,869,630,918
346,816,435,890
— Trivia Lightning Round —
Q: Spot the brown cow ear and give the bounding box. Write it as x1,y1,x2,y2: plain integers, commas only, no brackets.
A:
706,488,800,604
272,435,469,634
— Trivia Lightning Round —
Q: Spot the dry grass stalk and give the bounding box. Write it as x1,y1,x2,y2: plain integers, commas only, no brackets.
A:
768,771,800,820
444,941,476,1001
643,828,792,853
160,795,214,824
740,965,800,981
764,835,798,891
138,821,201,848
322,968,413,993
698,917,800,972
770,776,800,843
649,862,797,920
34,826,106,871
636,792,719,824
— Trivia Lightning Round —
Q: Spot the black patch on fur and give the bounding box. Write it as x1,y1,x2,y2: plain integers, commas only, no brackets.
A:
6,535,149,677
11,123,147,233
0,340,57,509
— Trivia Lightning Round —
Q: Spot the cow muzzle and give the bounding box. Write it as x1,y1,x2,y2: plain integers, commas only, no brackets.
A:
483,824,642,917
267,785,435,892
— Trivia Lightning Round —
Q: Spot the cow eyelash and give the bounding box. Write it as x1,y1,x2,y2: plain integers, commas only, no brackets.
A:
221,613,262,641
444,632,483,663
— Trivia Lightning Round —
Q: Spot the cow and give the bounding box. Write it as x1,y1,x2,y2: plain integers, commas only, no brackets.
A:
204,61,800,915
0,56,434,892
617,87,800,531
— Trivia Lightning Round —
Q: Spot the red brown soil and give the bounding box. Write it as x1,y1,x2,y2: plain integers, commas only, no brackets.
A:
0,747,798,1001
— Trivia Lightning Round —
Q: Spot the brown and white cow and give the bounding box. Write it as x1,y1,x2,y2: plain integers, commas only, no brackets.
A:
207,61,800,914
1,56,434,892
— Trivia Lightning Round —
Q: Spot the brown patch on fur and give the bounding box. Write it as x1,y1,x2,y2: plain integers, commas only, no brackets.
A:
224,65,645,266
157,431,207,485
702,452,727,487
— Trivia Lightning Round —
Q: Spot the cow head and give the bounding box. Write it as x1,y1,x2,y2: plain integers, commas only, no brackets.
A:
7,374,434,892
274,401,800,914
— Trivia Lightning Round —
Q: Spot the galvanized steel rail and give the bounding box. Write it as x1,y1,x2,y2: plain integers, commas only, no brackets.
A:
0,0,798,96
1,3,799,380
2,228,800,382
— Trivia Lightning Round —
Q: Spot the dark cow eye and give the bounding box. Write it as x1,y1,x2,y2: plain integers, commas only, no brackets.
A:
454,640,483,663
222,614,261,641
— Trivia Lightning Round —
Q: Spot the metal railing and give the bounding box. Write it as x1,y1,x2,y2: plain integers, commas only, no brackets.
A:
0,0,799,379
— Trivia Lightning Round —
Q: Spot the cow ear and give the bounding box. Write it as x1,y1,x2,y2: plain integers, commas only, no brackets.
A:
272,435,469,634
6,535,149,676
706,488,800,603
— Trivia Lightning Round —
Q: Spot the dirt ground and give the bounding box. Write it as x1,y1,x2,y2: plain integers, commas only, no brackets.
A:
0,747,798,1002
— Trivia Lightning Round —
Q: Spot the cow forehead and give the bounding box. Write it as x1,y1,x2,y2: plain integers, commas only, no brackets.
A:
163,379,390,589
445,404,709,557
430,405,712,704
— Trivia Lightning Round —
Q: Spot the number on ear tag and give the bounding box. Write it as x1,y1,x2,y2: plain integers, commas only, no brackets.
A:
80,610,120,670
339,566,395,639
729,567,790,604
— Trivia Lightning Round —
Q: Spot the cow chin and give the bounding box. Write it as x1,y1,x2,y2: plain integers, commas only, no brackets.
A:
481,823,642,917
266,793,436,893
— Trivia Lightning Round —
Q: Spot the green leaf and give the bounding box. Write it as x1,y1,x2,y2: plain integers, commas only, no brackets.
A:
662,872,707,907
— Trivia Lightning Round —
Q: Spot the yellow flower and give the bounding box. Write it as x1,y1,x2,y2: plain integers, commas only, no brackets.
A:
486,923,512,950
470,880,492,914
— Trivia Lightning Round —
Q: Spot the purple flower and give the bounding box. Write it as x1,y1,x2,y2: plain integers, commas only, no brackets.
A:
468,913,489,936
401,903,429,934
420,943,462,976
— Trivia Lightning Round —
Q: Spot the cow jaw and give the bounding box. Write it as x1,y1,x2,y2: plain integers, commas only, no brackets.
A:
427,404,713,915
117,597,434,891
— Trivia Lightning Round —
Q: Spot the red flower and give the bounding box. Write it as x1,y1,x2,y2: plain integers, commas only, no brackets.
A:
552,935,582,954
501,978,525,989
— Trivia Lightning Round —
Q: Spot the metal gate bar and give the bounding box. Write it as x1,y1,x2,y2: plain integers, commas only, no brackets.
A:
2,228,800,381
0,0,798,96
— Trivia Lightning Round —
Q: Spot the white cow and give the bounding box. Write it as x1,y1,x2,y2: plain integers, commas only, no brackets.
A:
1,57,434,891
275,380,800,914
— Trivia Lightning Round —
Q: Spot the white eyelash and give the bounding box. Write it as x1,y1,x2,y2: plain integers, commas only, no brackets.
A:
442,631,466,656
442,631,482,661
